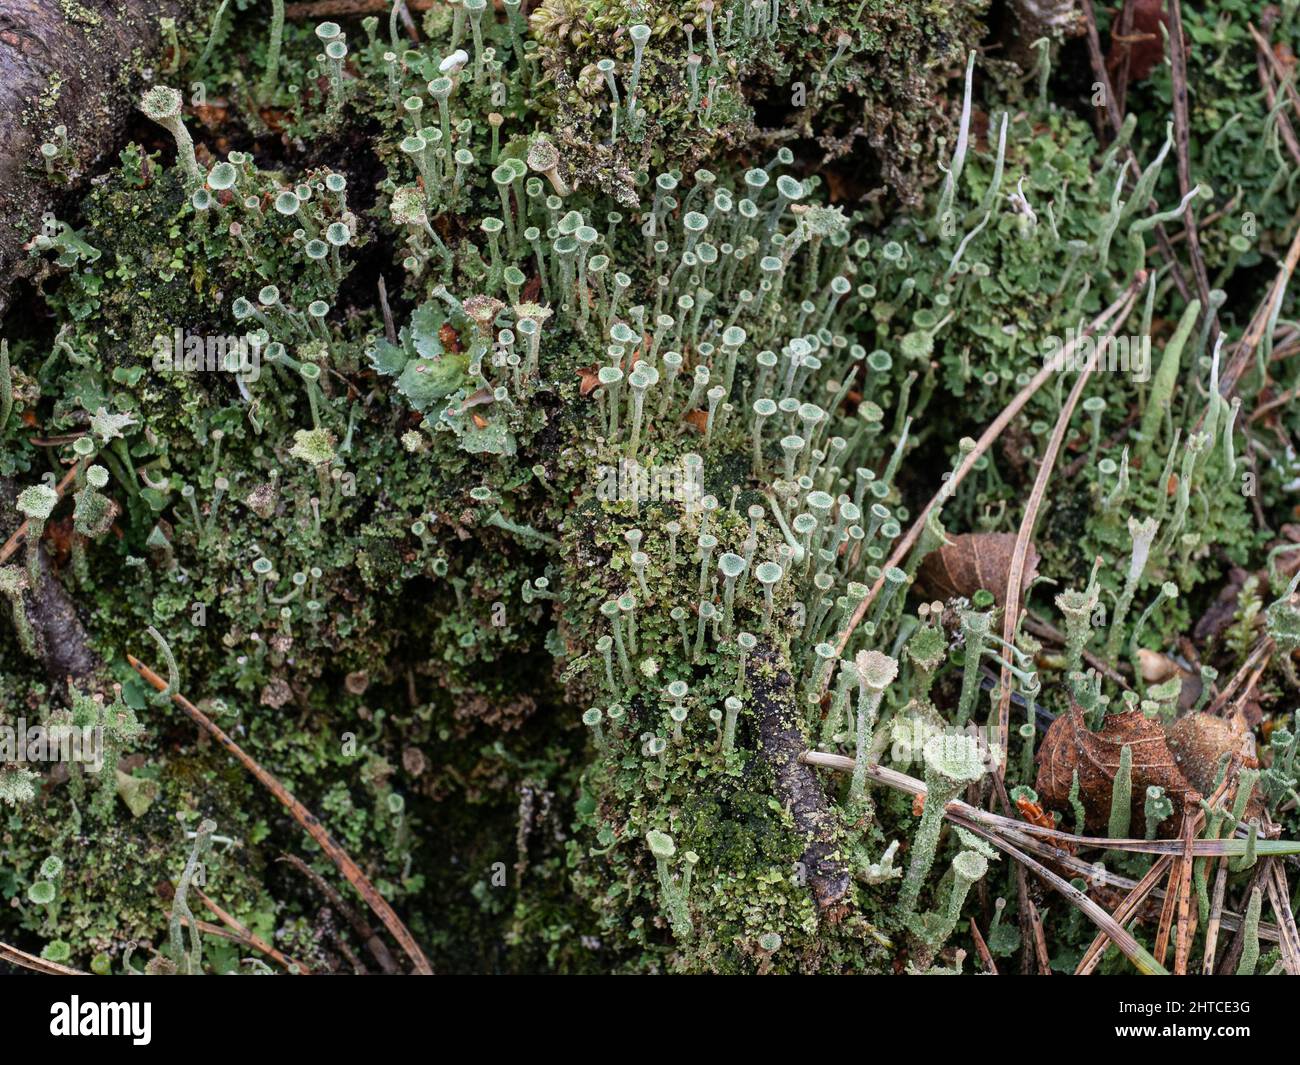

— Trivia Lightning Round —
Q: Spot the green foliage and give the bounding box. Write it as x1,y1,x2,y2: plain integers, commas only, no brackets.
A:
3,0,1300,977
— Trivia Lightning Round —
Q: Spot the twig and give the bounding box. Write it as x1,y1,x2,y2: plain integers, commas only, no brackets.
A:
995,287,1139,778
127,654,434,975
1250,385,1300,423
1112,0,1136,118
285,0,434,18
0,465,78,565
1217,863,1273,973
1202,857,1230,974
1025,892,1051,975
0,939,86,975
1265,858,1300,974
1173,809,1197,974
378,275,397,346
1079,0,1193,303
1253,40,1300,167
800,752,1300,858
278,853,400,974
1167,0,1219,346
1207,637,1273,715
1221,206,1300,401
1250,22,1300,160
800,751,1169,972
968,918,998,974
194,887,311,973
832,279,1148,665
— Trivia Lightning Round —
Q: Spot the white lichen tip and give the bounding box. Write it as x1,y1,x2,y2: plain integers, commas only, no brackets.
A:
89,406,137,443
922,732,988,785
646,829,675,861
853,649,898,691
289,427,338,466
952,849,989,884
139,85,183,121
17,483,58,521
439,49,470,74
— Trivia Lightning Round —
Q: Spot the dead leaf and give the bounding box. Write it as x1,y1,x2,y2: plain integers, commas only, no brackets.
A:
1015,793,1057,832
1138,649,1180,685
577,365,600,396
918,532,1039,608
458,388,494,412
1166,713,1258,806
1106,0,1170,84
1036,703,1195,836
682,408,709,434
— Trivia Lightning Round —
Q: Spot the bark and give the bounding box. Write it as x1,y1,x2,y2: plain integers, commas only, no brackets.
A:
0,476,98,685
749,643,852,919
0,0,204,317
25,542,99,683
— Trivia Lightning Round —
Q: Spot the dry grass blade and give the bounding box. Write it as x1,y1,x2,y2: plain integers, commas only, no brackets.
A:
1202,857,1231,974
128,654,434,975
1266,860,1300,974
0,938,86,975
1077,854,1172,975
1174,811,1197,974
194,887,311,974
957,819,1169,974
801,750,1300,856
799,750,1168,973
833,278,1148,666
995,287,1139,777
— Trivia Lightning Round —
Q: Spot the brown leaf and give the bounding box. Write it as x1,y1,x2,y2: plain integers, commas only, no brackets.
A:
457,387,495,413
576,365,600,396
1036,704,1195,836
1166,713,1260,819
1137,648,1180,685
917,532,1039,608
1106,0,1169,84
681,408,709,434
439,322,462,353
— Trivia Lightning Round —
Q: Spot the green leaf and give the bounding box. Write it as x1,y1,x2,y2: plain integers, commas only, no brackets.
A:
409,302,447,360
368,336,409,377
396,352,468,411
